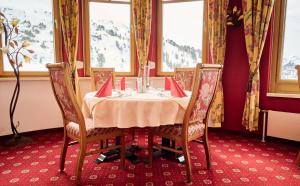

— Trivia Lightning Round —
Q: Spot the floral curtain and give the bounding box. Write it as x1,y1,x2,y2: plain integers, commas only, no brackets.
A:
132,0,152,76
242,0,274,131
207,0,229,127
59,0,81,106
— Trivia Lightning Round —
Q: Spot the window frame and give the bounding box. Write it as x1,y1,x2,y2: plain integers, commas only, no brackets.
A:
157,0,208,76
270,0,299,93
0,0,62,77
83,0,136,77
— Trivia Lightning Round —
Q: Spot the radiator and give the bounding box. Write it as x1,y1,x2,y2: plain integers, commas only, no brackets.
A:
267,110,300,142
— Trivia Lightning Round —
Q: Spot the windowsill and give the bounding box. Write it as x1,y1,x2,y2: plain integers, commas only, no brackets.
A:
267,93,300,99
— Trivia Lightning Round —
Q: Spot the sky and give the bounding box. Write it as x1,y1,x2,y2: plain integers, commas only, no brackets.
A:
163,1,203,49
89,2,130,25
283,0,300,58
1,0,52,11
89,1,203,50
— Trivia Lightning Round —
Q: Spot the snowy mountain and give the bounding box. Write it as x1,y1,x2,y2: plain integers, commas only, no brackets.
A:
90,19,202,72
281,56,300,80
1,6,201,73
0,7,54,71
162,38,201,72
90,19,131,72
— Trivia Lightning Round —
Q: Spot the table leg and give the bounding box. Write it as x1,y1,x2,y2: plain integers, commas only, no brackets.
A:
161,137,172,157
297,150,300,167
95,136,142,164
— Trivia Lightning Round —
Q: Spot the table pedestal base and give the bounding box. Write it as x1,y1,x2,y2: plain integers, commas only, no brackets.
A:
95,150,120,164
151,148,185,164
95,145,143,165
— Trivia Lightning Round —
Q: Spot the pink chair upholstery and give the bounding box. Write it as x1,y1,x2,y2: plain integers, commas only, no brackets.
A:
174,68,195,91
91,68,114,90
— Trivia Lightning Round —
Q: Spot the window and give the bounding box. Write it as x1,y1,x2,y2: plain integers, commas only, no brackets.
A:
271,0,300,93
84,0,135,76
157,0,207,75
0,0,61,76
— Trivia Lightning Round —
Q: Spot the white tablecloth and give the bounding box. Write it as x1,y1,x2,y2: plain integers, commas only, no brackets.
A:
82,89,191,128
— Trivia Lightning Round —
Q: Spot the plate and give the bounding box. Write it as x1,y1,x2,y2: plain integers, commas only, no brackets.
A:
106,91,123,98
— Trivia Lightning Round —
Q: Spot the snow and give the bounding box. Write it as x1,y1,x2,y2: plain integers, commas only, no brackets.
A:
89,2,131,72
1,2,55,72
162,1,203,72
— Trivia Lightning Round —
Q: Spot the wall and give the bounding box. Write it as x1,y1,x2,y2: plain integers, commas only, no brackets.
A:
0,78,62,136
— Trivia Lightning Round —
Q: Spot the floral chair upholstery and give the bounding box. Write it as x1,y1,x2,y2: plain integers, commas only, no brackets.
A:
91,68,114,90
149,64,222,183
49,66,79,123
189,70,220,123
174,68,195,91
47,63,125,185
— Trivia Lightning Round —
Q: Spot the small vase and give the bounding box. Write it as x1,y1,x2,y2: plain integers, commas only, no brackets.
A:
144,65,150,89
136,77,146,93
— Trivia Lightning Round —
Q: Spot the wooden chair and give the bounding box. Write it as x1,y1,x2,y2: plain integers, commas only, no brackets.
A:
174,67,195,91
148,63,222,183
46,63,125,185
295,65,300,167
90,67,115,91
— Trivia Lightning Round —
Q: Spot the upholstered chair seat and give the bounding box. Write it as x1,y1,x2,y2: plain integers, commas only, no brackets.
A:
154,122,205,140
66,118,121,138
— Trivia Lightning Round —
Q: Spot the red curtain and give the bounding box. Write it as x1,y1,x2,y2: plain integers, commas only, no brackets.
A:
148,0,157,76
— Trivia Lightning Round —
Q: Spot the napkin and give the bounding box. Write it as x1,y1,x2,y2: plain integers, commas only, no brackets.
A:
170,78,187,97
120,77,126,90
95,76,113,97
165,77,171,90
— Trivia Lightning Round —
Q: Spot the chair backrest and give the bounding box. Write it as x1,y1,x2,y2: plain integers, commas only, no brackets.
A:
296,65,300,91
184,64,222,129
91,68,115,91
174,67,195,91
47,63,84,127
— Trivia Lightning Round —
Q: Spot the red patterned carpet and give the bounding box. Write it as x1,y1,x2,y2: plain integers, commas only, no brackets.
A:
0,129,300,186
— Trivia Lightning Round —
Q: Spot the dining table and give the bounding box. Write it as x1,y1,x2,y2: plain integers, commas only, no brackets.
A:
82,89,191,128
82,88,192,163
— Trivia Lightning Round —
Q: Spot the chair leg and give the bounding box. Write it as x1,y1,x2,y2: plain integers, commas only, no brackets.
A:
75,142,87,185
203,136,211,168
148,129,153,165
182,141,192,183
132,128,135,141
296,150,300,167
60,135,70,172
120,134,126,169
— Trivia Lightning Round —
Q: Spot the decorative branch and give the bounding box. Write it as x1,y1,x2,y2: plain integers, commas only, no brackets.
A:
227,6,243,27
0,11,34,138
